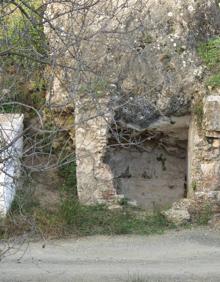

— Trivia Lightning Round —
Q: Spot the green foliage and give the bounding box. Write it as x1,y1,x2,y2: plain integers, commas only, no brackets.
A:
4,186,174,238
198,38,220,67
9,176,41,215
0,103,22,114
207,73,220,87
198,37,220,87
54,201,173,236
194,204,213,226
59,161,77,196
56,161,172,236
0,0,47,111
1,1,46,64
192,181,197,192
193,100,203,128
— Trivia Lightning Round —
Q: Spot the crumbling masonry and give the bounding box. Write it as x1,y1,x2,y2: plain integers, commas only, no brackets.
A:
44,0,220,216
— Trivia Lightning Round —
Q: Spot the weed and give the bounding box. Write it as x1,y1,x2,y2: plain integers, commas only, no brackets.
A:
197,37,220,88
194,204,213,225
2,195,174,239
192,181,197,192
59,161,77,197
198,38,220,68
193,100,203,128
119,197,129,206
207,73,220,87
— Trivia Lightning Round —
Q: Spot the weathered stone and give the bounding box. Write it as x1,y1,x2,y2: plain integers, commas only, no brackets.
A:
204,96,220,137
108,204,123,211
213,139,220,148
163,199,192,225
75,96,119,205
44,0,220,211
106,146,187,210
0,114,23,217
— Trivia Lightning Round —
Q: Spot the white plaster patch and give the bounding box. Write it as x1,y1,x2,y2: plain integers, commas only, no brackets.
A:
0,114,23,217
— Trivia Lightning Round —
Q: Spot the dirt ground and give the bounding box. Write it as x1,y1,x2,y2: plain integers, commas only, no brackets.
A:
1,227,220,282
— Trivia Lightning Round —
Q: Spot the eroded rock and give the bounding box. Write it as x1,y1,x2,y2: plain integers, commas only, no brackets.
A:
163,199,192,225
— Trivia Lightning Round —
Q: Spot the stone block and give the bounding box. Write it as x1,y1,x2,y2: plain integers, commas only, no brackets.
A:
203,96,220,137
0,114,23,217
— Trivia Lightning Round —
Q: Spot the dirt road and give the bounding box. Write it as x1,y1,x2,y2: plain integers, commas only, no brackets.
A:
1,227,220,282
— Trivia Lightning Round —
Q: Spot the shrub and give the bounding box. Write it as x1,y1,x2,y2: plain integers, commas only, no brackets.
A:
0,0,47,111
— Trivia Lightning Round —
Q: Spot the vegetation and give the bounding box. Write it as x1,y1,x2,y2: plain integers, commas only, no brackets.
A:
0,0,47,113
191,180,197,192
0,160,176,239
0,0,216,245
207,73,220,87
193,204,213,225
198,37,220,87
0,159,212,240
1,198,175,239
193,99,204,128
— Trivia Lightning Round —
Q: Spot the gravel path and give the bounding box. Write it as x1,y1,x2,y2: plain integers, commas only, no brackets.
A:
1,227,220,281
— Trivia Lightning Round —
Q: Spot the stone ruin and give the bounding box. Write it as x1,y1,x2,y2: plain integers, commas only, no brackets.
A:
43,0,220,218
2,0,220,221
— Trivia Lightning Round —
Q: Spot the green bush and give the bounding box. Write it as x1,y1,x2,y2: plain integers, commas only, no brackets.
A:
0,0,47,110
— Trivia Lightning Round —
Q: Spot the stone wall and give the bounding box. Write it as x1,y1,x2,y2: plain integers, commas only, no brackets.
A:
44,0,220,211
0,114,23,216
189,95,220,196
105,146,187,210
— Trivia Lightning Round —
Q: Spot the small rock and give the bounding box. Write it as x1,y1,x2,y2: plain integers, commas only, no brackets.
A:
108,205,123,211
163,199,192,225
163,208,191,225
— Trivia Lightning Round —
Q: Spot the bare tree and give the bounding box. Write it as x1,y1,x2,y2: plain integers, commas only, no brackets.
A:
0,0,219,261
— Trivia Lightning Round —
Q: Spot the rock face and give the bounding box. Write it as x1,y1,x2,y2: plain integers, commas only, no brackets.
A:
44,0,220,210
0,114,23,216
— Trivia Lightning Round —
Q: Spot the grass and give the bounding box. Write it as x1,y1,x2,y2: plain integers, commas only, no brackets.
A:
197,37,220,87
0,160,174,239
1,196,175,239
193,204,213,225
1,191,212,240
198,37,220,68
0,161,213,240
207,73,220,87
